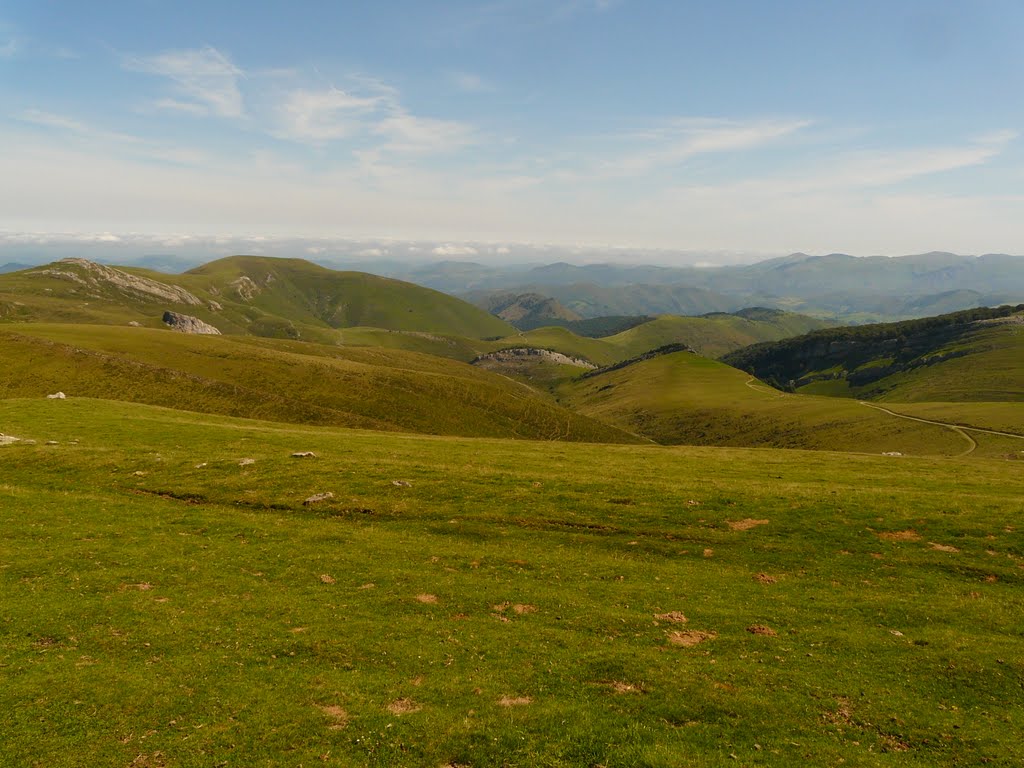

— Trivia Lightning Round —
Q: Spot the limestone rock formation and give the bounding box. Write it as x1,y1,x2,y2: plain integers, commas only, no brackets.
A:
162,311,221,335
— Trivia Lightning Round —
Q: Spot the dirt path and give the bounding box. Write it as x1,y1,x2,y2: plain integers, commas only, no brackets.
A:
744,376,786,398
857,402,1024,457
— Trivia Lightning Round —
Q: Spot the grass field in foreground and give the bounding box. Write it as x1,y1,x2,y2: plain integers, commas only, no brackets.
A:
1,398,1022,767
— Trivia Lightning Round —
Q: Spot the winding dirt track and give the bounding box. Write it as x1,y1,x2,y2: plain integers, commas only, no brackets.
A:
741,377,1023,457
858,402,1024,457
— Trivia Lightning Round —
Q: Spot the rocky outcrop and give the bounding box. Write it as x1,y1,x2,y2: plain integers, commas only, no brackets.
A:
229,276,261,301
472,347,596,369
37,259,204,306
162,311,221,335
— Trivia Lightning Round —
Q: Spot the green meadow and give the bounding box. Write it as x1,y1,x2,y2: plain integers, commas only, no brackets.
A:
2,398,1022,767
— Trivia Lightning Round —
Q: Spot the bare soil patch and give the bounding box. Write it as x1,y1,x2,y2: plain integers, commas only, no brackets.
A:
654,611,687,623
387,698,422,715
727,518,769,531
746,624,777,637
318,704,349,730
608,681,642,694
497,695,532,707
319,574,336,584
415,593,438,604
667,630,716,647
878,530,921,542
754,573,777,584
930,542,960,553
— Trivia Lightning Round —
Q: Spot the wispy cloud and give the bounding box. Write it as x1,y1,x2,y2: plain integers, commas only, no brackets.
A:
554,117,812,181
450,71,493,93
18,109,140,144
126,46,245,118
374,111,477,155
15,109,211,168
276,87,386,143
273,78,477,157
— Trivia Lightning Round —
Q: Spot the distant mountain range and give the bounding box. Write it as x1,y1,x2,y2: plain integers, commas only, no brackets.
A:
376,252,1024,323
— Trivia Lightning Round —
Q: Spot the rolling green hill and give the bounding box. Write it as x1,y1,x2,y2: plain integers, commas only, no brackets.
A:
558,349,976,455
0,256,514,341
183,256,514,338
0,324,638,444
722,305,1024,401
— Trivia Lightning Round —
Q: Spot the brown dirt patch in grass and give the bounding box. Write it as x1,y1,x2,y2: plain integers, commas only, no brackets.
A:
120,583,153,592
129,753,166,768
319,574,336,584
727,518,769,531
609,681,642,694
667,630,716,647
746,624,777,637
654,611,687,623
879,734,910,752
289,627,308,633
930,542,960,553
702,548,714,558
415,594,438,604
823,698,854,726
754,573,777,584
512,604,537,615
318,704,349,730
387,698,422,715
878,530,921,542
497,695,532,707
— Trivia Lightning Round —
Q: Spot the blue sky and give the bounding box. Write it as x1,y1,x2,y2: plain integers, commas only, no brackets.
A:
2,0,1023,258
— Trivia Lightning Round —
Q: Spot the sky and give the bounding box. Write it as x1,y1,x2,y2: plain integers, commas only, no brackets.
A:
2,0,1024,261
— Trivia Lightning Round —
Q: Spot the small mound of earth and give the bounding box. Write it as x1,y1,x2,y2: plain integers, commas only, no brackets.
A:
497,695,532,707
930,542,960,553
319,574,336,584
746,624,777,636
415,594,438,604
387,698,421,715
754,573,778,584
727,519,769,531
654,611,688,623
878,530,921,542
667,630,716,647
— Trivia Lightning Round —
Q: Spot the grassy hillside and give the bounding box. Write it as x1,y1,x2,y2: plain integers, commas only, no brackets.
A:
494,310,832,369
1,398,1021,766
723,305,1024,401
184,256,514,339
558,350,977,455
0,256,514,341
0,324,638,444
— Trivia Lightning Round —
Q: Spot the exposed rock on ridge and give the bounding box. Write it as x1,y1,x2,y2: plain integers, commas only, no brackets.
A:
36,258,204,306
473,347,596,369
